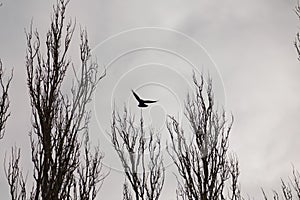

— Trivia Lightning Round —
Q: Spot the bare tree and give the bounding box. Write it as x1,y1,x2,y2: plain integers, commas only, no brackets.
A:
111,107,165,200
0,59,12,139
5,0,107,199
167,74,241,200
261,168,300,200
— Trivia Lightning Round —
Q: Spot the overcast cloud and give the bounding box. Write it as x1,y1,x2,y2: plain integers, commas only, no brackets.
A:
0,0,299,199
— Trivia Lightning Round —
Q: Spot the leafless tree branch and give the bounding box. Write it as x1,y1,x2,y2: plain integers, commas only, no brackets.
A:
262,167,300,200
4,147,27,200
0,59,13,139
295,2,300,61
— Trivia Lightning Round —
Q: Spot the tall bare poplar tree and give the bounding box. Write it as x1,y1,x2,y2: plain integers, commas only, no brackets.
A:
111,108,165,200
5,0,107,199
167,74,241,200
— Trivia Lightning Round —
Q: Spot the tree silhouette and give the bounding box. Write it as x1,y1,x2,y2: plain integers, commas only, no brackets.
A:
111,108,165,200
167,74,241,200
5,0,107,199
261,167,300,200
0,59,12,139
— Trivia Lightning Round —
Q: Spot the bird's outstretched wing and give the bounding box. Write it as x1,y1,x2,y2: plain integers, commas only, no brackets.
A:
132,90,141,101
143,100,157,103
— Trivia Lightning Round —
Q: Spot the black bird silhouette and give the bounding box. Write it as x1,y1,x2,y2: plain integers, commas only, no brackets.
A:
132,90,157,107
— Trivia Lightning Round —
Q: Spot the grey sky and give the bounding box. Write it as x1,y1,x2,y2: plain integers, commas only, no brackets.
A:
0,0,300,199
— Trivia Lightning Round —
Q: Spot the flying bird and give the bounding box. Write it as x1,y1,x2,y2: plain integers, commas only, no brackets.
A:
132,90,157,107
